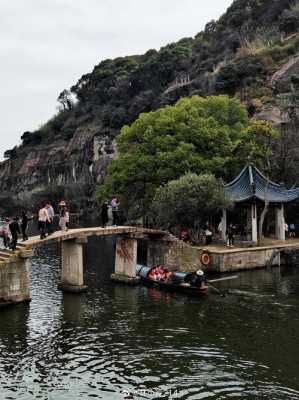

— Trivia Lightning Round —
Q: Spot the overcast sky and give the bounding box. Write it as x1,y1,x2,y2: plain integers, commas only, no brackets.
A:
0,0,232,160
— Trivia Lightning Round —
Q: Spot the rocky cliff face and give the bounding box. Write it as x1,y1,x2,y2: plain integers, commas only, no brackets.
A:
0,126,115,214
1,0,299,214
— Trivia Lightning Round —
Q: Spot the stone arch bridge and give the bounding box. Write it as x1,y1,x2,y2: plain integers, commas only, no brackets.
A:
0,226,198,307
2,225,297,307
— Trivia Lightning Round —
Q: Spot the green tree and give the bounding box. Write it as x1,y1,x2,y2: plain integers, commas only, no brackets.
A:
279,8,299,35
57,89,73,111
238,120,279,168
238,120,279,241
151,173,231,231
98,95,277,219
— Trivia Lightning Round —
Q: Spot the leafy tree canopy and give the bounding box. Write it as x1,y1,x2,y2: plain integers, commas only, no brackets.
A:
98,95,278,219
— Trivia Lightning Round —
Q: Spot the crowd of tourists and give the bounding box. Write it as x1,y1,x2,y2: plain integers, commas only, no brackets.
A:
0,200,70,250
0,195,121,251
0,195,122,251
179,219,298,248
0,213,34,250
179,222,217,246
37,201,69,239
179,222,239,247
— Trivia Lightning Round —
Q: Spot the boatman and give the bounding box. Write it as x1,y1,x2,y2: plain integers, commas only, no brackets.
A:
183,269,207,289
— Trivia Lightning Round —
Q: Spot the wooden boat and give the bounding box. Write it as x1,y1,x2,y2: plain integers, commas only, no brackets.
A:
136,265,209,297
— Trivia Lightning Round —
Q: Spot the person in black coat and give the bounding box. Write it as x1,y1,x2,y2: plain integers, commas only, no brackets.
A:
21,211,32,241
183,269,206,288
226,223,236,247
9,217,21,251
101,201,109,227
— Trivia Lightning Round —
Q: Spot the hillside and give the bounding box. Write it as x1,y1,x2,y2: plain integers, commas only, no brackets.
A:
1,0,299,214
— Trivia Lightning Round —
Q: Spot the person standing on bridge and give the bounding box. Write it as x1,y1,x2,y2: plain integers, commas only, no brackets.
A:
21,211,32,241
111,197,120,226
101,200,109,227
38,203,49,239
65,207,70,231
9,217,20,251
2,217,11,248
59,205,68,231
46,203,55,235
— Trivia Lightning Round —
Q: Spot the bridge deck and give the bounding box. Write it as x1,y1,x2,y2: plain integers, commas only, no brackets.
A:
23,226,168,249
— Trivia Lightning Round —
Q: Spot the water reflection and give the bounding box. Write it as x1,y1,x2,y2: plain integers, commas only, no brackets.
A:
0,237,299,399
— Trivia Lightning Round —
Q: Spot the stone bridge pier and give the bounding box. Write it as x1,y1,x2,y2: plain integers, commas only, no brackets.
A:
111,233,203,284
111,236,139,284
0,249,33,307
59,235,141,289
58,238,88,293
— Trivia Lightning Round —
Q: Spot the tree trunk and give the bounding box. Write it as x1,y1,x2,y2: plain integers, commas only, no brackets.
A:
259,153,271,243
259,200,269,242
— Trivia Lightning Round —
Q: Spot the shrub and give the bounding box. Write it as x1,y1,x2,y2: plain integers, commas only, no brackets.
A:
151,173,231,231
21,131,42,146
215,64,239,93
279,9,299,35
216,56,265,93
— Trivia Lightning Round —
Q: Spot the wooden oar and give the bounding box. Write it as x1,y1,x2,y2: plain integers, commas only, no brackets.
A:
207,282,226,297
207,275,238,283
206,275,238,297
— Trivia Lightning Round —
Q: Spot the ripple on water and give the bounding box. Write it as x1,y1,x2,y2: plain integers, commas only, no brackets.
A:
1,241,299,399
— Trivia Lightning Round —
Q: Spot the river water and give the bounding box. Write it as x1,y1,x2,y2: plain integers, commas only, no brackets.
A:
1,236,299,400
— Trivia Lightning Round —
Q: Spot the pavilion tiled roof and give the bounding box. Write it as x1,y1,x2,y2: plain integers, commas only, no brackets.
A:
225,164,299,203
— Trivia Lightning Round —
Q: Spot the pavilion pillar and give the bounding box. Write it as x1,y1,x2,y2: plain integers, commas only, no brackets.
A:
251,203,258,243
221,209,227,241
275,204,285,241
246,208,252,241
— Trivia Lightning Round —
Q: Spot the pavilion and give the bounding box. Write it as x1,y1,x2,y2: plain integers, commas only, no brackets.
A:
222,164,299,243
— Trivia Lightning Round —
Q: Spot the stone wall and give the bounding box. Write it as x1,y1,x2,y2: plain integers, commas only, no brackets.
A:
147,240,204,272
211,248,281,273
146,239,282,273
